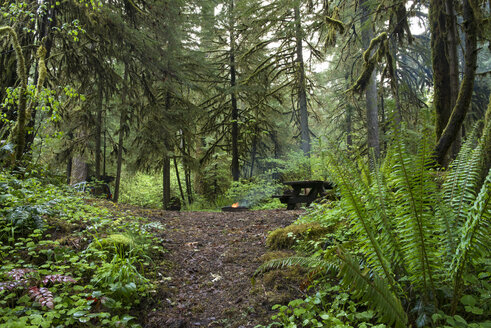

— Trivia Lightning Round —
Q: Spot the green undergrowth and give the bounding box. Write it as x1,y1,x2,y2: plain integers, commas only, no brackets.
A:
266,222,333,250
0,168,165,327
256,130,491,328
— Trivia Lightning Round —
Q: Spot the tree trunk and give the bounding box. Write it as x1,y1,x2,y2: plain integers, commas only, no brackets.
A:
346,105,353,149
434,0,478,166
162,155,171,210
229,0,240,181
113,69,128,203
66,132,73,184
360,0,380,160
430,0,452,141
294,4,311,157
446,0,461,158
479,97,491,187
250,131,257,178
25,1,56,153
66,157,72,185
94,83,103,179
388,36,402,126
162,89,172,209
174,156,186,204
183,135,193,204
113,107,125,202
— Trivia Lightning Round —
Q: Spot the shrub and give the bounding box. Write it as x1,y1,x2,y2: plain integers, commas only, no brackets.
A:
119,171,164,208
225,177,281,208
91,233,135,256
266,223,331,250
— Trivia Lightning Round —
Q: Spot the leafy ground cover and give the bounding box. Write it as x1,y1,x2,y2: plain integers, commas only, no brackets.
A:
0,167,309,327
0,169,165,327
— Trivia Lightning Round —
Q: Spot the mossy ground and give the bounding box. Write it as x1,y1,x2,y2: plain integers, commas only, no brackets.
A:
266,222,332,250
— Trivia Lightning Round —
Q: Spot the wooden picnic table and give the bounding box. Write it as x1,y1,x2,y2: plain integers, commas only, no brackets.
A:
273,180,333,210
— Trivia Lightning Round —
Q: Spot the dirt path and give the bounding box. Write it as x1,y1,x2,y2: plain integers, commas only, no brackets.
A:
142,209,302,328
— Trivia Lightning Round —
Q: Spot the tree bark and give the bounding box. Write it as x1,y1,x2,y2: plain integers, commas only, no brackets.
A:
434,0,478,166
174,156,186,204
183,135,193,204
162,154,171,210
479,97,491,187
294,4,311,157
430,0,452,141
94,82,103,179
359,0,380,160
113,68,128,203
229,0,240,181
446,0,462,158
162,90,172,209
250,132,257,178
346,105,353,149
66,157,72,185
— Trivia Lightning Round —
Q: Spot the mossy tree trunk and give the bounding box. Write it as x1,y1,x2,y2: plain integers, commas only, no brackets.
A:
478,96,491,187
162,153,171,210
1,27,27,163
294,3,311,158
229,0,240,181
359,0,380,160
431,0,452,144
446,0,461,159
433,0,478,166
162,90,172,210
94,82,103,179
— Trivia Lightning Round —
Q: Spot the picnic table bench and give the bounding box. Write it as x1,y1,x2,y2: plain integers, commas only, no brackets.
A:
273,180,334,210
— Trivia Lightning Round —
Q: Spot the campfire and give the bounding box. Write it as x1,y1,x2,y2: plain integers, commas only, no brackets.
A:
222,202,249,212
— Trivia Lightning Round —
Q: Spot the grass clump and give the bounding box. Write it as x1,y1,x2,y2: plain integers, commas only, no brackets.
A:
92,233,135,255
266,223,331,250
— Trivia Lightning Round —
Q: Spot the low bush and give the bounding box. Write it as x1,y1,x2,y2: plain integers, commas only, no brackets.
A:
119,172,164,208
0,169,165,327
266,223,332,250
225,177,281,208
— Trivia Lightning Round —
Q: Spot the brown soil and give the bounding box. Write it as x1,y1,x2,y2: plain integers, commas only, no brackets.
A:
138,209,303,328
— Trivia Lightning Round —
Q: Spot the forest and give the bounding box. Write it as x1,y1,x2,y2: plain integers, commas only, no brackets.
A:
1,0,490,327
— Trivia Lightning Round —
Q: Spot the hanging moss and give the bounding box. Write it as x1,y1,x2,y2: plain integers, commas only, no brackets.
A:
323,13,345,47
347,33,388,94
26,46,48,122
0,27,27,162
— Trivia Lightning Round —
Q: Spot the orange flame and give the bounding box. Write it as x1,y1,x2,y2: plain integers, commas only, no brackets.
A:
232,202,239,208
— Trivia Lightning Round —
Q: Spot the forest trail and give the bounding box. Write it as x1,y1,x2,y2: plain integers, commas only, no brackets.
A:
141,209,302,328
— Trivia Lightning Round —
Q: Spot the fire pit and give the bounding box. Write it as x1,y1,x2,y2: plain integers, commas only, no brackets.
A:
222,202,249,212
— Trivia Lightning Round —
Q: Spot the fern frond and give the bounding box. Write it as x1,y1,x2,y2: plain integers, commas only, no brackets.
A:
253,256,338,278
327,152,397,288
443,124,483,231
337,249,408,328
450,168,491,310
371,161,405,268
390,132,439,298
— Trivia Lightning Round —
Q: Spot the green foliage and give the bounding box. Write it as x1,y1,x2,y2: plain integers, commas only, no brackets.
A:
257,284,387,328
266,223,332,250
0,168,164,327
119,171,164,208
264,151,312,181
264,127,491,328
91,233,135,256
225,177,281,208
